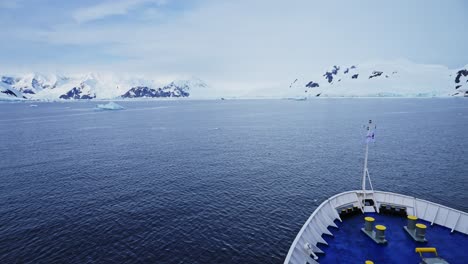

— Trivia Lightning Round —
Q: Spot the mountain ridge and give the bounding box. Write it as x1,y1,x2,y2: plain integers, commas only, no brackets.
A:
1,61,467,100
289,61,468,98
0,73,209,101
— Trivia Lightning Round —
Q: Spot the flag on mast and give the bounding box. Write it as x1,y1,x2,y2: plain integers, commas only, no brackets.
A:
365,120,376,143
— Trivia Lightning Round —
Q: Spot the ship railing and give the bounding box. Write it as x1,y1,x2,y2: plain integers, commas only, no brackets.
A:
284,190,468,264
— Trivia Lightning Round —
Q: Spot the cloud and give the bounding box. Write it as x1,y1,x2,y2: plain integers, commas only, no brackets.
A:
72,0,166,23
46,1,385,83
2,0,468,93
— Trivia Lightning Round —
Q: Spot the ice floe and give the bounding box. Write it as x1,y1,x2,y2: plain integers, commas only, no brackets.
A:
95,102,125,110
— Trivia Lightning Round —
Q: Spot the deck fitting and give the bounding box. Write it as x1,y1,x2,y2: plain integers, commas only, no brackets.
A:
361,217,387,244
404,216,428,242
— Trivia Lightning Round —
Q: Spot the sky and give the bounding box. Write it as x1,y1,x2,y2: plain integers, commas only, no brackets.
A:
0,0,467,90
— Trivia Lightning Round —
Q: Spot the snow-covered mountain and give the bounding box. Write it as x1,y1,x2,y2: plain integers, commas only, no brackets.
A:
0,78,25,101
2,61,467,100
289,61,468,98
453,69,468,96
121,79,207,99
0,73,209,101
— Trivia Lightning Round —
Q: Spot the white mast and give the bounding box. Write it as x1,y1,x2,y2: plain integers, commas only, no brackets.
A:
362,120,376,198
362,140,369,192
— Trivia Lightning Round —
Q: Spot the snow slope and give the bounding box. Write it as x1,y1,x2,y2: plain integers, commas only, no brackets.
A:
0,80,25,101
289,61,467,98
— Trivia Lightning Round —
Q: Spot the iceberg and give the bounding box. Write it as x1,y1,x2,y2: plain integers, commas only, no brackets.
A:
284,97,307,101
95,102,125,110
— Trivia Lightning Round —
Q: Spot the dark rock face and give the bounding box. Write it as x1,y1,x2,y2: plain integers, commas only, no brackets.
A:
1,89,18,97
455,69,468,83
31,78,53,90
59,87,78,99
1,76,16,85
323,65,340,83
121,83,190,98
162,82,190,97
323,72,334,83
32,78,41,89
369,71,383,79
305,81,319,88
289,79,298,88
455,85,462,89
22,89,36,94
156,88,172,97
352,74,359,79
350,65,356,69
344,68,349,74
59,87,95,99
80,94,95,99
122,86,157,98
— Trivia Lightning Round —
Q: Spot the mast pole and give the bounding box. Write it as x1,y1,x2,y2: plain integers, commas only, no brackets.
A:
362,142,369,192
362,119,374,206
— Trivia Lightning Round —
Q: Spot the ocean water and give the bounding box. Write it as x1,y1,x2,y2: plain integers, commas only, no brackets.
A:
0,99,467,263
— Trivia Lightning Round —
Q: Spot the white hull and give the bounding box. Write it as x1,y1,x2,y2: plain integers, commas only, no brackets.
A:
284,190,468,264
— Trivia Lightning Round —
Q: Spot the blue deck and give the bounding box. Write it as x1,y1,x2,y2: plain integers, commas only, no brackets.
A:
319,213,468,263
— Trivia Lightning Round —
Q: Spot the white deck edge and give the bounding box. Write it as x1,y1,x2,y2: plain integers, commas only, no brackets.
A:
283,190,468,264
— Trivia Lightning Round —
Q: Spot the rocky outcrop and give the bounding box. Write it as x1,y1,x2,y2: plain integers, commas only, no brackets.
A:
59,84,96,99
453,68,468,93
161,82,190,97
305,81,319,88
22,89,36,94
455,69,468,84
369,71,383,79
1,76,16,85
323,65,340,83
1,89,18,97
289,79,298,88
121,82,190,98
122,86,158,98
